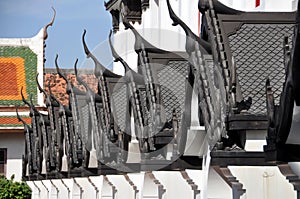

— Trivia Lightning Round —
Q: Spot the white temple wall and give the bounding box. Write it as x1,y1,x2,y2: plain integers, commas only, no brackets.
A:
0,133,25,181
112,0,198,75
219,0,298,11
27,166,300,199
230,166,296,199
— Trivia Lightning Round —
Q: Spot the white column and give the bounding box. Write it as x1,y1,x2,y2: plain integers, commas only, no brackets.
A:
71,178,83,199
42,180,58,199
106,174,136,199
27,181,41,199
51,179,70,199
152,171,194,199
89,176,104,199
102,176,117,199
74,177,97,199
34,180,49,199
143,172,166,199
126,173,145,199
62,179,74,199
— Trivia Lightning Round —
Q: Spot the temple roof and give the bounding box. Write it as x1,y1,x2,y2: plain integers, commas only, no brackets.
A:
43,68,98,106
104,0,120,10
0,9,55,131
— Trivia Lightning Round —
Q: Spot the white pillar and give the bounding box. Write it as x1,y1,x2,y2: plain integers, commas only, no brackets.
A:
152,171,194,199
89,176,104,199
142,172,166,199
102,176,117,199
72,178,83,199
27,181,40,199
126,173,145,199
62,179,75,199
34,180,49,199
106,174,136,199
42,180,58,199
75,177,97,199
51,179,70,199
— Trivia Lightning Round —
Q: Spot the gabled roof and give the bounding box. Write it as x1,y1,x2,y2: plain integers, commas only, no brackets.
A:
0,9,55,131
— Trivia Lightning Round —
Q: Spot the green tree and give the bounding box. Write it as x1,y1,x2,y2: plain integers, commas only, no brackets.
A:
0,175,31,199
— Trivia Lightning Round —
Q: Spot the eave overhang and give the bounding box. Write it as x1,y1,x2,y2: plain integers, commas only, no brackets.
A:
105,0,142,32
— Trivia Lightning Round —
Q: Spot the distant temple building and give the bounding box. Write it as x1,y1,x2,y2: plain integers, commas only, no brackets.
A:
0,24,49,181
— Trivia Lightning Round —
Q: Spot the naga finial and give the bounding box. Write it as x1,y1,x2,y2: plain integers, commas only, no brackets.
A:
36,73,47,96
82,29,121,78
43,7,56,40
109,30,130,73
166,0,211,54
108,29,144,84
55,54,69,83
82,30,91,58
21,87,31,107
74,58,89,90
123,19,167,54
16,106,27,126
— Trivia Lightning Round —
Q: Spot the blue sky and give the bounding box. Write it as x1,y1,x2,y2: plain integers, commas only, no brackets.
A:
0,0,113,68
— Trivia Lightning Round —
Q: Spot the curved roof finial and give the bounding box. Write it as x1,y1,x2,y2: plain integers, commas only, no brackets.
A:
123,19,167,54
36,73,47,97
16,106,27,126
82,29,121,78
74,58,88,89
166,0,211,54
21,87,31,107
43,7,56,40
55,54,69,83
109,30,131,73
108,29,144,83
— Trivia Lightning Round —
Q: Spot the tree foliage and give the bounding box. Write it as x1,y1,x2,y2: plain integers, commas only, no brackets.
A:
0,175,31,199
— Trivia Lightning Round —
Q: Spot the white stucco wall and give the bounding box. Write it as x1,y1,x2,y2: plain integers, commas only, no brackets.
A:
219,0,298,11
112,0,198,75
230,166,297,199
113,0,299,76
0,133,25,181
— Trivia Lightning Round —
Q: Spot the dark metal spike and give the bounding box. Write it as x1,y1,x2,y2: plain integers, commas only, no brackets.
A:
123,19,167,54
74,59,89,90
16,106,27,126
48,80,52,96
36,73,47,96
55,54,68,82
47,80,60,105
82,29,121,78
21,87,31,107
109,29,130,73
166,0,211,53
82,29,92,59
29,94,34,107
